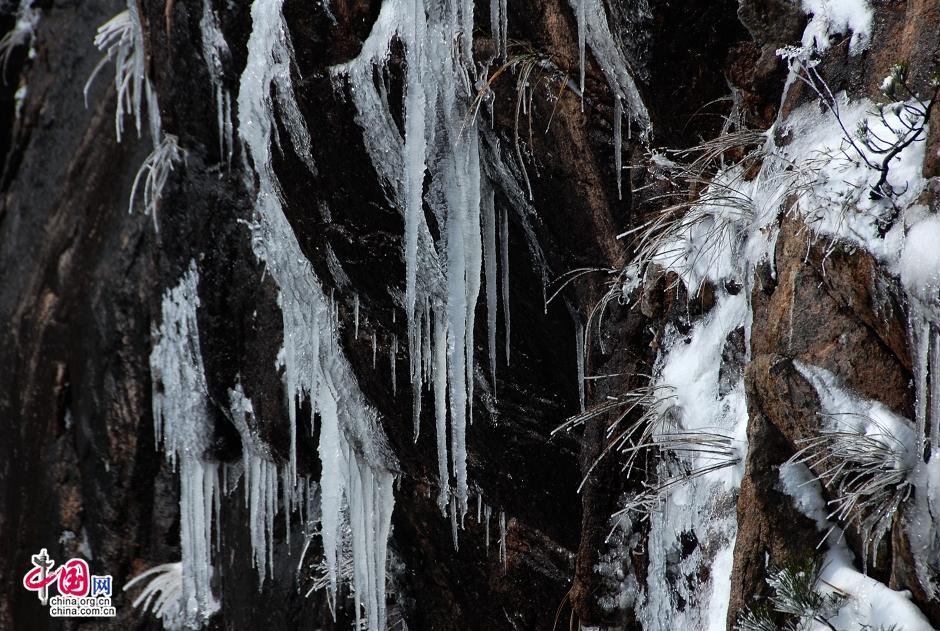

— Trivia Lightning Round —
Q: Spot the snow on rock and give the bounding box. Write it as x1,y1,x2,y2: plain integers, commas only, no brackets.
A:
772,94,928,262
150,261,221,625
238,1,397,626
794,360,918,456
633,291,748,629
900,215,940,306
779,461,935,630
800,0,873,55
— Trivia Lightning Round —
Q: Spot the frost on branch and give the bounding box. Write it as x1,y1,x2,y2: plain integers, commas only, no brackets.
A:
0,0,39,81
129,134,184,231
123,562,186,630
84,3,160,144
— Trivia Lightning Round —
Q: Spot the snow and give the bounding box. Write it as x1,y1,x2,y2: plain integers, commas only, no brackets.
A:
779,461,934,630
900,215,940,306
630,291,747,629
800,0,873,55
794,361,917,453
793,361,918,568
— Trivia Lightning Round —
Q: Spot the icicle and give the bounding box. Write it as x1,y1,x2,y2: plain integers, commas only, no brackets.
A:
459,0,474,67
403,0,427,380
447,176,471,519
372,331,377,369
464,136,484,428
390,334,398,397
423,301,432,386
576,320,586,412
566,0,650,134
228,384,282,585
577,0,586,109
282,465,291,548
500,0,508,59
914,315,930,461
500,206,511,365
483,186,498,389
354,293,360,339
484,504,492,554
413,305,423,439
179,458,220,620
200,0,233,164
450,496,460,550
238,1,398,626
498,510,507,570
476,492,482,522
433,308,451,512
930,329,940,450
614,96,623,200
150,261,220,623
489,0,502,59
317,390,344,607
333,0,504,538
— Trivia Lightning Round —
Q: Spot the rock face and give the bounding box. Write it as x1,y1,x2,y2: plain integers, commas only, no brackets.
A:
0,0,938,630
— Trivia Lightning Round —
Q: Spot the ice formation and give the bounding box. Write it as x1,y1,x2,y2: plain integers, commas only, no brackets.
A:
568,0,650,135
124,562,187,630
200,0,234,165
228,384,281,582
149,261,221,624
85,2,161,144
0,0,39,79
124,0,939,627
237,0,398,627
129,134,184,231
333,0,492,521
779,461,934,629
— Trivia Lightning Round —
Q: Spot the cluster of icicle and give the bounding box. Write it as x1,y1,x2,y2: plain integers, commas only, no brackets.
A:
237,1,398,630
130,0,653,627
149,261,221,627
900,250,940,601
333,0,649,535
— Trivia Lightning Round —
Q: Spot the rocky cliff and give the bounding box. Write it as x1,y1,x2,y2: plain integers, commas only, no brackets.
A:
1,0,938,629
